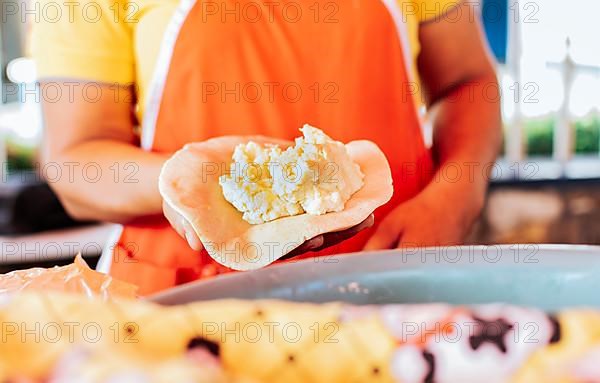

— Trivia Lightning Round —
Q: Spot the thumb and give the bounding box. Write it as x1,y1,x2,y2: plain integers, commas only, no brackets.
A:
364,214,403,251
164,200,203,251
181,218,204,251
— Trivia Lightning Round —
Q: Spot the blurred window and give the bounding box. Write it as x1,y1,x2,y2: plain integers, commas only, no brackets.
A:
0,1,41,172
498,0,600,180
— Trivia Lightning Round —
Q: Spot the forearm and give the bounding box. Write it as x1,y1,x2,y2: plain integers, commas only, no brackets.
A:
366,4,502,249
47,140,168,223
428,74,502,210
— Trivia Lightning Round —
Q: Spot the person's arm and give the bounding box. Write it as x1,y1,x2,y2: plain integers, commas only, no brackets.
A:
365,2,502,249
32,0,208,247
42,82,370,253
40,82,166,223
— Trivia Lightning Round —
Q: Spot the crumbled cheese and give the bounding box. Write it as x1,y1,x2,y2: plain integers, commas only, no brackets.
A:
219,124,364,224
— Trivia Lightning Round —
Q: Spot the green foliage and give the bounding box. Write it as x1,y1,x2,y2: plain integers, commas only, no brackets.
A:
5,138,36,172
519,116,600,157
525,118,554,156
574,116,600,154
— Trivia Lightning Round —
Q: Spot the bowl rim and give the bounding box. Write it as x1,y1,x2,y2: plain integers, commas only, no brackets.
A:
148,244,600,305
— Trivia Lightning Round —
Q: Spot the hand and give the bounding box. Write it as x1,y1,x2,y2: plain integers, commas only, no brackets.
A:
281,214,375,259
163,200,203,251
165,197,374,255
364,181,484,250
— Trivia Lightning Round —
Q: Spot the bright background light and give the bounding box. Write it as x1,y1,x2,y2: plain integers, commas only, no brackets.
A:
517,0,600,119
1,58,42,148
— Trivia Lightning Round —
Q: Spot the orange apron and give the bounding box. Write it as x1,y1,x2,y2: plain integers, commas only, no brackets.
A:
111,0,434,295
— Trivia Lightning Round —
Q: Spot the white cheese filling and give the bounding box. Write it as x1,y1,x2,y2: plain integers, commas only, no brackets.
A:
219,124,364,224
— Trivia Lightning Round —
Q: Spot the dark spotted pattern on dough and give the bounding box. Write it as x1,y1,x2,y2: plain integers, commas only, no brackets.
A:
548,314,561,344
187,336,220,357
423,350,435,383
469,316,514,353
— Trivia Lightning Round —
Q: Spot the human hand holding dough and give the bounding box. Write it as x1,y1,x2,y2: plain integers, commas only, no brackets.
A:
165,198,374,257
159,127,393,270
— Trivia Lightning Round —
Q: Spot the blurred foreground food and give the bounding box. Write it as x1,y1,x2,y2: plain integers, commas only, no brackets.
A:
0,254,137,299
0,287,599,382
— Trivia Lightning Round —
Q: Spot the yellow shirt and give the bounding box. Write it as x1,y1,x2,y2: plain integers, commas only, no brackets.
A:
32,0,459,121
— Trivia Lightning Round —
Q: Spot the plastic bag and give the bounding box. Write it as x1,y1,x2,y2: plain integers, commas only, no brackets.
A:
0,254,137,299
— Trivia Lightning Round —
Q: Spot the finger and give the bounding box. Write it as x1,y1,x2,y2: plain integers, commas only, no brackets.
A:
164,200,204,251
364,215,402,251
280,235,324,260
395,227,434,248
395,233,422,249
314,214,375,251
283,214,375,260
343,214,375,235
181,217,204,251
163,201,186,239
304,235,325,250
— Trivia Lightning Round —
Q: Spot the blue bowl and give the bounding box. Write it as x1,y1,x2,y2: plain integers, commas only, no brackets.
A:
150,245,600,311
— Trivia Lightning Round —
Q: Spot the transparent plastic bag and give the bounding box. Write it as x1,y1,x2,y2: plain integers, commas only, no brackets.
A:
0,254,137,299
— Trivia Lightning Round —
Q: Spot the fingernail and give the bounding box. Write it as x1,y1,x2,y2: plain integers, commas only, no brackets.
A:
313,236,324,248
185,231,200,251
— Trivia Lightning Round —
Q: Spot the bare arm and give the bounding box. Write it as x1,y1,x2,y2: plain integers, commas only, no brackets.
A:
40,82,167,223
418,1,502,212
365,2,502,249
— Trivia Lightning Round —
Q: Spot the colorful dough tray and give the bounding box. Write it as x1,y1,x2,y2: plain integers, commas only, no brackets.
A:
3,245,600,382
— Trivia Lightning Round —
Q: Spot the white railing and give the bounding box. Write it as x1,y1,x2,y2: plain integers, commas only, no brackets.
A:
499,0,600,181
